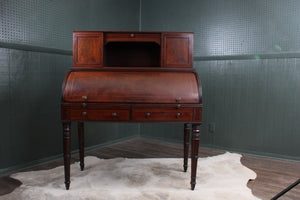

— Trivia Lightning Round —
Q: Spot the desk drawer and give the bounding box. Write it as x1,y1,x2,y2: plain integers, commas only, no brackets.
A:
69,109,130,121
104,33,161,44
132,107,193,122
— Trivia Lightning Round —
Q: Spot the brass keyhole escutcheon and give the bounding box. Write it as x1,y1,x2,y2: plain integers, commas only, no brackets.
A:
82,96,87,100
176,97,181,102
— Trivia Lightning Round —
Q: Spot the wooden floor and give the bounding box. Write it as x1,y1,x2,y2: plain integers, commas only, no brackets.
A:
0,138,299,200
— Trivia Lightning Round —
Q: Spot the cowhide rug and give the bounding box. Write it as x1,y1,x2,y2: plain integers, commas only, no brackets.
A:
0,152,261,200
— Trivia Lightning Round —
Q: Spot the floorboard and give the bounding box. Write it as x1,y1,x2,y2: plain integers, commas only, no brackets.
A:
0,138,299,200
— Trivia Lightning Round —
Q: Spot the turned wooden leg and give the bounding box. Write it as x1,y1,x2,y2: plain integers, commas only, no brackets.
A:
183,123,190,172
63,122,71,190
191,124,201,190
78,122,84,171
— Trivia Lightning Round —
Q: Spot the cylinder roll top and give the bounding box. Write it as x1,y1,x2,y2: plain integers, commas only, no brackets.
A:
63,71,200,104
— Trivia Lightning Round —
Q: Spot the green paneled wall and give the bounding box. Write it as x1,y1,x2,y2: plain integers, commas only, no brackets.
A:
0,0,140,173
0,0,140,50
1,0,300,175
195,59,300,159
0,48,71,170
140,0,300,160
141,0,300,56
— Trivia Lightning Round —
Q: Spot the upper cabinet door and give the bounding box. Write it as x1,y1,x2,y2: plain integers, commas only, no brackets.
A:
162,33,193,68
73,32,103,67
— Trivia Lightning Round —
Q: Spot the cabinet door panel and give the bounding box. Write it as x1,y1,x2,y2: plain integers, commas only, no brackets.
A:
73,32,103,67
162,33,193,68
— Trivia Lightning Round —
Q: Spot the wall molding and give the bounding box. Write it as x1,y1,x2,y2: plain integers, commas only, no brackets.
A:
2,42,300,61
0,42,72,55
194,52,300,61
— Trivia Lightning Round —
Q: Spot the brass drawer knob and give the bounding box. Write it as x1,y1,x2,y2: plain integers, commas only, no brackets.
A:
82,96,87,100
176,104,181,109
130,33,135,37
82,103,87,108
176,113,181,118
82,111,87,116
112,112,117,117
176,97,181,102
146,113,151,118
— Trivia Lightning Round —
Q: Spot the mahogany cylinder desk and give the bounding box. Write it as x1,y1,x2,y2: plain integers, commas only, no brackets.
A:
61,31,202,190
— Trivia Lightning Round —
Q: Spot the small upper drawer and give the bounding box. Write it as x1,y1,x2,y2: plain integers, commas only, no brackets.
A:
104,32,161,44
132,107,193,122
